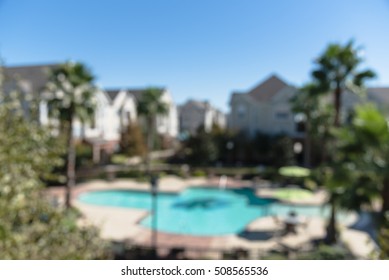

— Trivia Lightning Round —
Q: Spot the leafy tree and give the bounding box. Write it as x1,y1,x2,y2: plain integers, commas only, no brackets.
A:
335,104,389,218
44,62,98,208
379,214,389,259
184,125,219,165
136,88,169,172
312,40,375,126
0,72,107,259
120,120,147,157
271,134,295,167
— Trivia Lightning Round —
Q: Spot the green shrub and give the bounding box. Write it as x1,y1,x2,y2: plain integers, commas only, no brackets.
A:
76,142,93,168
192,169,206,177
297,245,352,260
111,154,128,165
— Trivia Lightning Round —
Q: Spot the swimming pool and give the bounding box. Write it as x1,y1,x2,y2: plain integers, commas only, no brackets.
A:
78,187,333,236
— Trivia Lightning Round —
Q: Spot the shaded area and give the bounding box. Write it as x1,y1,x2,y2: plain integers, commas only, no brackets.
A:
349,211,378,243
229,187,278,206
238,230,274,241
172,198,230,209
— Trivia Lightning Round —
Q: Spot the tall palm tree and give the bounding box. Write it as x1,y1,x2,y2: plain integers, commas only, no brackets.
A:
136,87,169,173
312,40,375,127
44,62,98,208
312,40,375,244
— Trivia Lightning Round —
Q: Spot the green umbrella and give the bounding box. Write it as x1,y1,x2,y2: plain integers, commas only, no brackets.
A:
273,188,313,200
279,166,310,178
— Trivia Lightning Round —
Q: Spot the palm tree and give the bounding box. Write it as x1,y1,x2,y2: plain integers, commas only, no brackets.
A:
311,40,375,244
312,40,375,127
136,87,169,173
44,62,98,208
325,104,389,253
291,83,321,167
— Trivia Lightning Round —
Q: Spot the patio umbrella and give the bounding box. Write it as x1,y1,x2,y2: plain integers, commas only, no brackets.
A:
278,166,310,178
277,166,312,202
272,188,313,201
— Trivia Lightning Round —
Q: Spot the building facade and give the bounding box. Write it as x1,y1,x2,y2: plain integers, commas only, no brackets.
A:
228,74,389,139
178,99,226,135
2,64,179,161
228,75,299,137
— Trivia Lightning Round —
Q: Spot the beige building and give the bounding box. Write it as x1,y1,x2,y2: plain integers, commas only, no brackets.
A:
228,74,389,139
228,75,300,137
178,99,226,135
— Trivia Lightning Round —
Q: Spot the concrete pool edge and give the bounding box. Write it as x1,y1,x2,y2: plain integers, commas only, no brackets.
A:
46,176,375,259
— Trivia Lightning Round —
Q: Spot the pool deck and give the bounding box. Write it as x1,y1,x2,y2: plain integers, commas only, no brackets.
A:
46,176,378,259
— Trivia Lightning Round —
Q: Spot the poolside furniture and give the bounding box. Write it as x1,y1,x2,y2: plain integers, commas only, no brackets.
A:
281,211,305,235
272,215,281,225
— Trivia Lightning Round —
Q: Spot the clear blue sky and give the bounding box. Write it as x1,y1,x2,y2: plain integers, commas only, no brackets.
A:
1,0,388,111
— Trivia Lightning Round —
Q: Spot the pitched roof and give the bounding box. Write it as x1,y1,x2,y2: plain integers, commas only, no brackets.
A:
104,89,121,102
127,89,147,101
180,99,210,110
3,64,58,94
248,74,289,102
127,88,166,101
104,87,166,104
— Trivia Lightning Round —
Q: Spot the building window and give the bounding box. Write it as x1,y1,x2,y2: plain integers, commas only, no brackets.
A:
275,112,289,119
237,104,246,117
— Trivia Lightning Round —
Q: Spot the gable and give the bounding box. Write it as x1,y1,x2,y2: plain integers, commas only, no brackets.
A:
248,74,289,102
3,64,58,95
270,86,298,104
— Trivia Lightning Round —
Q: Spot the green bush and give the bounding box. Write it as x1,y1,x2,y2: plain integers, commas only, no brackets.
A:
0,92,108,259
297,245,352,260
192,169,206,177
76,142,93,168
111,154,128,165
116,170,145,179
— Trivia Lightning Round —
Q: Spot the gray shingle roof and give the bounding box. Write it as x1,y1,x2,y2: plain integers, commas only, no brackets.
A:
104,87,166,102
180,99,209,109
104,89,121,102
128,88,165,101
3,64,58,94
248,74,289,102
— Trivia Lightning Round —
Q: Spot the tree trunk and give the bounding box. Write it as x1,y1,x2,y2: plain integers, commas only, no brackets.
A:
65,114,75,209
320,135,327,165
146,116,155,174
334,85,342,127
326,195,337,244
304,114,311,168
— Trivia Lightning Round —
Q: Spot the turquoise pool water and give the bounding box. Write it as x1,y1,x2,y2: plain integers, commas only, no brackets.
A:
78,187,332,236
